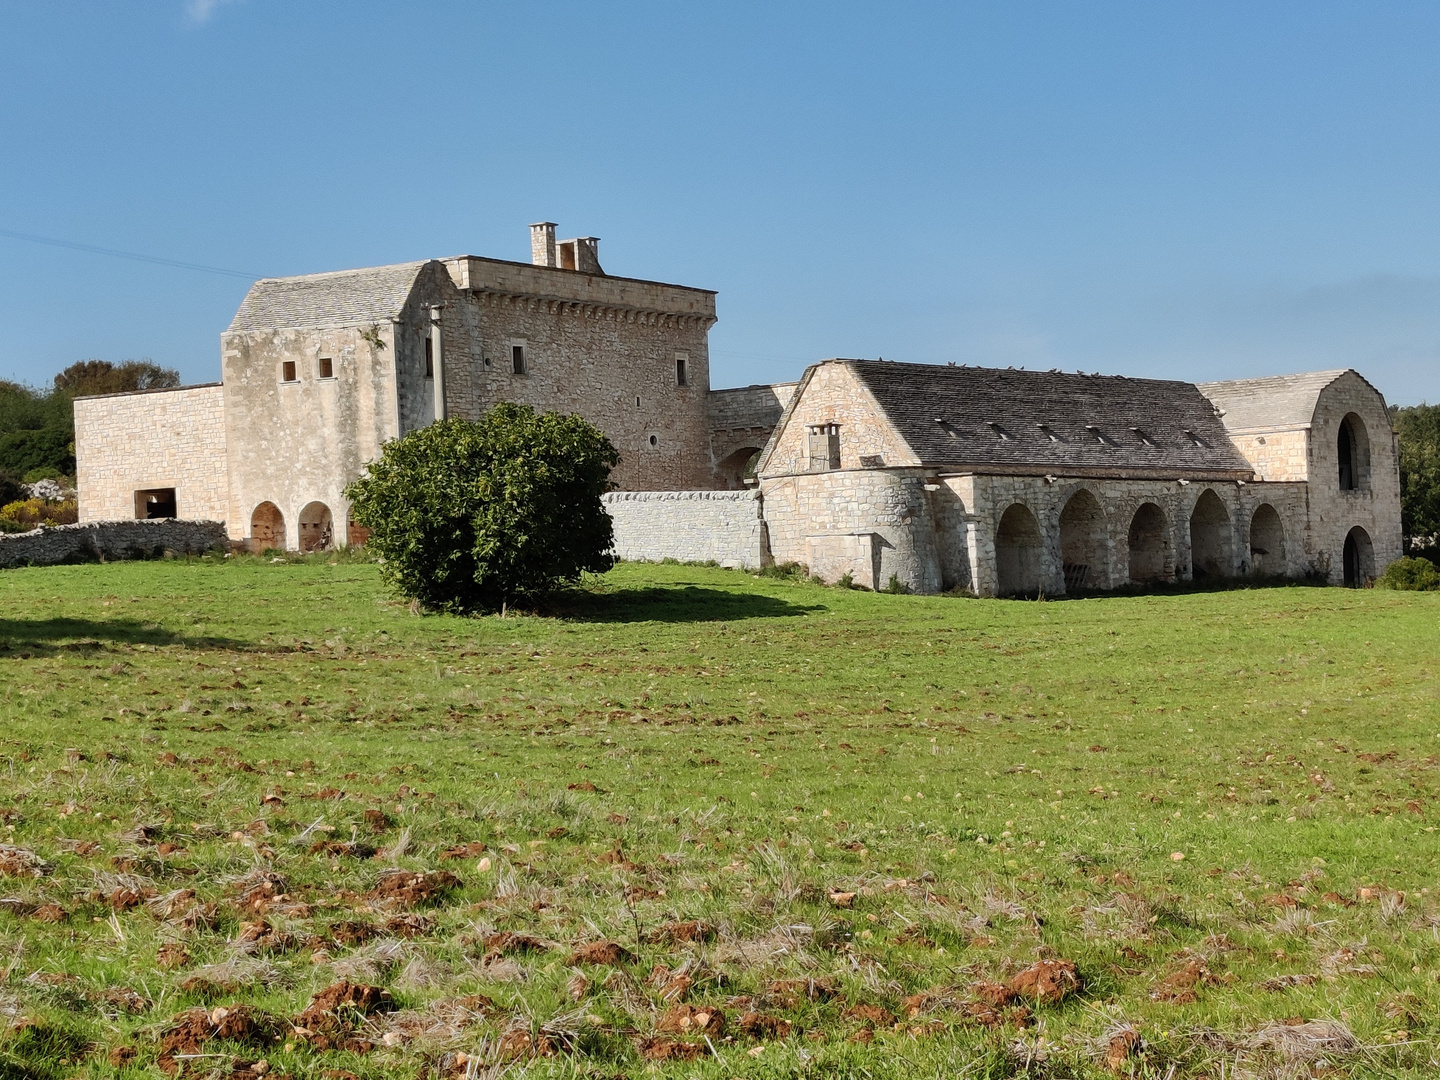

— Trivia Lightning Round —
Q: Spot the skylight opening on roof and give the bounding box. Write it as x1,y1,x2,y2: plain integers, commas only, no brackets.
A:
1085,424,1113,447
1132,427,1156,447
1184,429,1208,448
987,422,1010,441
1038,424,1060,443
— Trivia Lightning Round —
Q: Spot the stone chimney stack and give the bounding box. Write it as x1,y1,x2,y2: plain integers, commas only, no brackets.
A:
530,222,557,267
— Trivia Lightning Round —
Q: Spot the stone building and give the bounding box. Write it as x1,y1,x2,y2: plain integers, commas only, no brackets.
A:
752,360,1400,593
75,224,788,551
73,224,1401,590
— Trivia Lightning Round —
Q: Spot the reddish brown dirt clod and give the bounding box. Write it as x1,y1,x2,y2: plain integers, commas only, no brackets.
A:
657,1004,726,1036
1105,1028,1142,1071
767,977,838,1002
637,1036,705,1061
325,920,375,946
382,912,436,938
366,870,461,907
847,1026,875,1044
566,940,634,966
108,1046,137,1067
973,980,1017,1007
738,1011,793,1039
499,1027,558,1060
1008,958,1083,1004
157,1005,284,1075
842,1003,897,1025
484,931,548,955
1150,960,1217,1004
439,841,488,860
157,944,191,970
362,810,392,831
30,903,66,923
293,981,394,1053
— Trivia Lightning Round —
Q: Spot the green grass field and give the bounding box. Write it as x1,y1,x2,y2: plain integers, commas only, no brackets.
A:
0,556,1437,1078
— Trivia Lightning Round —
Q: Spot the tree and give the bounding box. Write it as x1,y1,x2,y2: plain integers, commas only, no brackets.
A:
345,404,620,613
53,359,180,397
1394,403,1440,541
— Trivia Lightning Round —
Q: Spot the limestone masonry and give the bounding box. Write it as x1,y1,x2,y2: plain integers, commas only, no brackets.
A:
74,222,1401,592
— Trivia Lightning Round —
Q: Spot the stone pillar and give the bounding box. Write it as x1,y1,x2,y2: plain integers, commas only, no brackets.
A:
430,306,445,423
530,222,557,267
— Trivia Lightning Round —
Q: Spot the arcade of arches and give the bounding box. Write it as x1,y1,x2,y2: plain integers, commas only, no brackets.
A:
249,502,284,553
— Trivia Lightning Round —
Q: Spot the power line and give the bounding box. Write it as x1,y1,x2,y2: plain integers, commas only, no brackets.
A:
0,226,261,280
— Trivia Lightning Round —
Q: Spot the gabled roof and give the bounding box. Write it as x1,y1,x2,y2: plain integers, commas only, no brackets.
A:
845,361,1254,478
1196,370,1350,433
226,261,429,333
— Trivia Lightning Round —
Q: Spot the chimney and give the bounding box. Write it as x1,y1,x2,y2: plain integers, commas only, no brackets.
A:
530,222,557,267
575,236,602,274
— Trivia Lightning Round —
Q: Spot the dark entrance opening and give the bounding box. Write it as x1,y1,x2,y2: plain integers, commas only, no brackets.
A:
1342,526,1374,587
134,488,177,519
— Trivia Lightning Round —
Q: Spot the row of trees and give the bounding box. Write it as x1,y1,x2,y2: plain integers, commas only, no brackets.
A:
1394,403,1440,547
0,360,179,501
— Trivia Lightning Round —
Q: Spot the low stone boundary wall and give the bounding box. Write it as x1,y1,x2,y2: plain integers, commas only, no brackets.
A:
0,519,228,569
603,489,768,570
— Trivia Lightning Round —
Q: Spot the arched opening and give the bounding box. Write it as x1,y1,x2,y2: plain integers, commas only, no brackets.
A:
298,502,333,553
1249,504,1286,577
250,502,285,553
995,503,1043,596
1127,503,1170,583
1188,489,1233,580
715,446,763,490
1058,489,1108,591
1337,413,1371,491
1343,526,1375,587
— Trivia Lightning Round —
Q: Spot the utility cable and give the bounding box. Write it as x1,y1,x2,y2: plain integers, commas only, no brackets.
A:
0,226,261,280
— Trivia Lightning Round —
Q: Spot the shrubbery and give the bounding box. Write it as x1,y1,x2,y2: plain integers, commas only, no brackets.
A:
345,404,619,614
0,497,77,532
1377,555,1440,592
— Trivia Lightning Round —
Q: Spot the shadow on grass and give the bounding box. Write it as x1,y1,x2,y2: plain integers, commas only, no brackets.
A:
1000,573,1332,602
538,585,824,623
0,617,243,655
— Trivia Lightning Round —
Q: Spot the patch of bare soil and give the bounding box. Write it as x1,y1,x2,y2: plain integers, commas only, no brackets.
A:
644,919,715,945
1008,958,1082,1004
293,980,395,1052
738,1011,793,1039
366,870,461,908
157,1005,285,1074
483,931,548,955
636,1035,705,1061
1150,959,1222,1004
657,1004,725,1036
565,940,634,966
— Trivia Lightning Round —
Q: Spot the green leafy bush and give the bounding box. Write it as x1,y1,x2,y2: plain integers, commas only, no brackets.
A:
345,404,619,614
1377,555,1440,592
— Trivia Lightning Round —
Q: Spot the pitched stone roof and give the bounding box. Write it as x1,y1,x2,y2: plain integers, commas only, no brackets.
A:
227,261,428,332
847,360,1254,478
1196,370,1349,433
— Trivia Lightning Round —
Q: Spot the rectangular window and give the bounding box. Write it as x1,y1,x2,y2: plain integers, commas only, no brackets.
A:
676,354,688,387
133,488,177,520
807,423,841,471
512,344,526,375
424,337,434,378
318,356,334,379
281,361,297,382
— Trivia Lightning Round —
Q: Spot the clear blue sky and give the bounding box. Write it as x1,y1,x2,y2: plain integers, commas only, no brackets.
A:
3,1,1440,403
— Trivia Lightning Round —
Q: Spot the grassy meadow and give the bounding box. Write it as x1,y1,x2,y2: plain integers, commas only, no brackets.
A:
0,555,1438,1078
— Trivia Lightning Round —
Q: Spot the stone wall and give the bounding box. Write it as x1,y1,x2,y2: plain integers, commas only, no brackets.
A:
708,382,796,487
75,384,229,525
603,490,767,569
0,519,227,569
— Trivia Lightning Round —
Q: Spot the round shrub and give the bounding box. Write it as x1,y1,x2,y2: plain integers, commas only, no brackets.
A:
345,404,620,613
1377,555,1440,592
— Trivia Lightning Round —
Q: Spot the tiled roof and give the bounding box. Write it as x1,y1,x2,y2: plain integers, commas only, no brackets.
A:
1197,370,1349,433
227,261,428,332
848,360,1254,477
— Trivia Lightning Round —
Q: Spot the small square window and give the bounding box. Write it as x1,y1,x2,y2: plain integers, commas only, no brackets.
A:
512,345,526,375
281,361,297,382
318,356,334,379
676,355,688,387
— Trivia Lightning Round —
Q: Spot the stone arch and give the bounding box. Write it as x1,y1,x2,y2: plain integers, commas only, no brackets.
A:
1188,489,1233,580
995,503,1043,596
250,502,285,552
715,446,763,490
1248,504,1286,577
298,501,334,553
1337,412,1371,491
1126,503,1171,583
1058,488,1108,591
1343,525,1375,587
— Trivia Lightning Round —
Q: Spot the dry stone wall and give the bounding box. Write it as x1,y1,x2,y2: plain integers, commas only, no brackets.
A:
603,490,767,569
0,520,227,569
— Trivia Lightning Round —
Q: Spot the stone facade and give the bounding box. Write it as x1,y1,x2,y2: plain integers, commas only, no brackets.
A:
756,360,1401,595
603,490,767,569
0,519,227,569
75,384,229,525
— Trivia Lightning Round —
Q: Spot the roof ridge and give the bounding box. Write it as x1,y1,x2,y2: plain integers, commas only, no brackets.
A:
252,259,431,285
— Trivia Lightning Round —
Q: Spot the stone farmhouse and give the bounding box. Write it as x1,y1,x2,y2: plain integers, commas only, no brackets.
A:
73,223,1401,594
